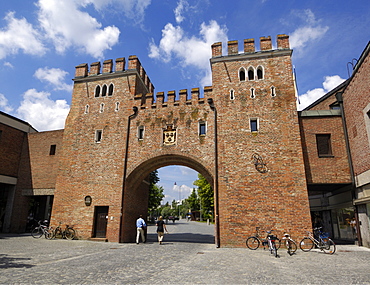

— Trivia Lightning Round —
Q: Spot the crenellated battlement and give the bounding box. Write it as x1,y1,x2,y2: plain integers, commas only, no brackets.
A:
212,34,290,57
134,86,212,109
74,56,154,93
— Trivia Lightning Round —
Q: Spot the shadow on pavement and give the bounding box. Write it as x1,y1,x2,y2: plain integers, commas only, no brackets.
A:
146,232,215,244
0,254,34,269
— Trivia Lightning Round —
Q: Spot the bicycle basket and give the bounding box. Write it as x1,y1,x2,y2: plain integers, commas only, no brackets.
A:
319,232,330,239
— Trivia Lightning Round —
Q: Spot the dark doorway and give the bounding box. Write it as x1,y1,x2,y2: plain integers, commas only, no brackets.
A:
93,206,109,238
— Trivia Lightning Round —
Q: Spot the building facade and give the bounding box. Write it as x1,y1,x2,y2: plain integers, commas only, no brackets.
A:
1,36,369,247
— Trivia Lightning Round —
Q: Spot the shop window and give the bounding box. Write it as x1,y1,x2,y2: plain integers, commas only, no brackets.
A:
199,122,206,136
49,144,56,155
316,134,332,157
95,130,103,143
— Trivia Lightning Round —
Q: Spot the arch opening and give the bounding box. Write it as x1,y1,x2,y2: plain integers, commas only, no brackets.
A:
121,155,215,245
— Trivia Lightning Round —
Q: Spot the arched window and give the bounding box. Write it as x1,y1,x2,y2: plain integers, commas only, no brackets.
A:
95,85,101,97
108,84,114,96
239,68,246,81
230,89,235,100
257,66,263,80
102,84,107,97
248,67,255,81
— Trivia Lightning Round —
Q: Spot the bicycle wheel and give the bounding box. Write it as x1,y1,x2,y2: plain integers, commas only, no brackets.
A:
45,227,54,240
65,228,76,240
321,238,336,254
246,237,260,250
275,237,281,249
31,227,43,238
54,227,63,239
286,239,297,255
300,237,314,251
269,240,279,258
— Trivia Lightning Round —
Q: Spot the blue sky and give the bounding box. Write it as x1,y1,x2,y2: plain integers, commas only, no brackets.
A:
1,0,369,203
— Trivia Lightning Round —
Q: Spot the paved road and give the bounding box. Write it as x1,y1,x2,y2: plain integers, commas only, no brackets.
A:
1,220,370,284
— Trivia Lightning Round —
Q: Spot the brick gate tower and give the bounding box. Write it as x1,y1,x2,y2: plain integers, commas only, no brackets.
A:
51,34,312,246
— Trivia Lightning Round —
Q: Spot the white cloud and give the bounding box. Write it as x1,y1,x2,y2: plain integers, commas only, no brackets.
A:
0,93,14,113
37,0,120,58
149,20,228,86
289,9,329,53
4,62,14,68
16,89,70,131
174,0,189,24
298,75,345,110
34,67,73,92
0,12,46,59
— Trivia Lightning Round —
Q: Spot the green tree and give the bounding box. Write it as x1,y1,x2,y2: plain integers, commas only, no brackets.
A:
193,174,214,219
148,170,165,218
186,188,200,211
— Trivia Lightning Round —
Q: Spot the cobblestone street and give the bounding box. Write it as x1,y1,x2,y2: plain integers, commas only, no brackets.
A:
1,221,370,284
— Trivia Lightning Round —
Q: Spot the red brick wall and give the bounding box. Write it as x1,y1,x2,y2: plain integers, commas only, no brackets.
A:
343,52,370,176
299,116,351,184
0,123,26,177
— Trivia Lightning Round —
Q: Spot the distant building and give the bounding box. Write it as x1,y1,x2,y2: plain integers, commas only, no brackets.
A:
0,36,369,247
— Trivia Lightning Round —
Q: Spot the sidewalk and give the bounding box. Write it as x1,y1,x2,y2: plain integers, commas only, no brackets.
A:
1,222,370,284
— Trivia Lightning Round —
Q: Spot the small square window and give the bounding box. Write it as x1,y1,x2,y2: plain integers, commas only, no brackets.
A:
199,122,206,136
49,144,56,155
95,130,103,143
316,134,332,157
250,119,258,132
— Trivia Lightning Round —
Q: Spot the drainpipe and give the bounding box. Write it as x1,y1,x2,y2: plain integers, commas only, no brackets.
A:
208,98,220,248
335,92,362,246
119,106,138,242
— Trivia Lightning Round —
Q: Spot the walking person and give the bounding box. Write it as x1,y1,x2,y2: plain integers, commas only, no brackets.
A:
136,215,147,244
156,216,168,245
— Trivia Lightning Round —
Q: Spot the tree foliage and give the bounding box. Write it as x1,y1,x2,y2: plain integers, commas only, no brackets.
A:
193,173,214,218
148,170,164,212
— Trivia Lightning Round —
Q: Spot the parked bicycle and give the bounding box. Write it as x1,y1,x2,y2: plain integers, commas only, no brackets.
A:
246,227,281,250
282,232,297,255
51,222,76,240
299,227,336,254
266,230,280,258
31,220,53,239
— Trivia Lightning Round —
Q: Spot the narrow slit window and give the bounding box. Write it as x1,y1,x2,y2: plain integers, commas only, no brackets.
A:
102,85,107,97
271,86,276,97
250,119,258,132
95,85,101,97
138,126,144,140
108,84,114,96
230,90,235,100
115,102,120,112
100,103,104,113
199,122,206,136
257,67,263,80
95,130,103,143
316,134,332,157
84,105,89,114
49,144,56,155
239,69,246,81
250,88,255,99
